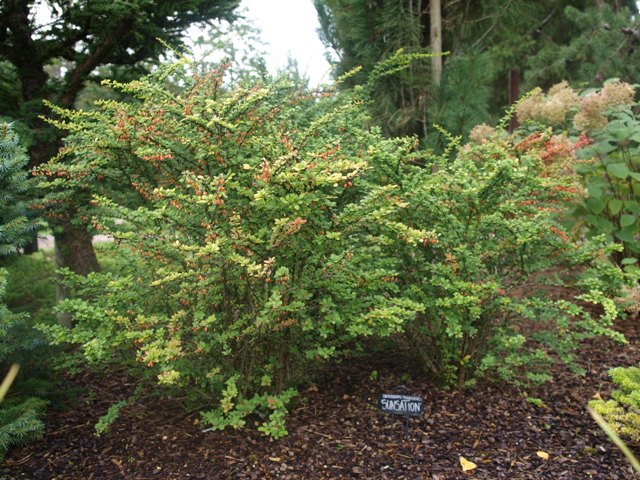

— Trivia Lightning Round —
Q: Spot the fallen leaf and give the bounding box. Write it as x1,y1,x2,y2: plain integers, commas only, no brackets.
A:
460,456,477,472
537,451,550,460
268,457,282,462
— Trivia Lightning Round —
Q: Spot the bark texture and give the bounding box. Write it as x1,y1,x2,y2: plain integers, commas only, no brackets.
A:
430,0,443,86
54,214,100,328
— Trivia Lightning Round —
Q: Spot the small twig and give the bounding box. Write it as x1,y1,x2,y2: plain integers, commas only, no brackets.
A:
300,427,333,439
5,453,33,466
49,423,88,436
621,27,640,42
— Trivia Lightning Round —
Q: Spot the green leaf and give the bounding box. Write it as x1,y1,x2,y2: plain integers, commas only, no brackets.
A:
585,214,614,232
621,257,638,265
623,264,640,275
608,127,633,142
626,201,640,215
620,214,636,228
589,142,617,156
608,199,623,215
607,163,630,179
575,162,595,174
586,181,605,199
614,227,638,243
585,197,606,214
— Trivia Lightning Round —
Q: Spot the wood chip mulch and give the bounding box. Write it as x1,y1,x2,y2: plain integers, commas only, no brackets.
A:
2,314,639,480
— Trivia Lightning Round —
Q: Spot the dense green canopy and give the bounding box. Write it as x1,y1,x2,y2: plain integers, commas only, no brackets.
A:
314,0,640,143
0,0,241,270
0,0,240,152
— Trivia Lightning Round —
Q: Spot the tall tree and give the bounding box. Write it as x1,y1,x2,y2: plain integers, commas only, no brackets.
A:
315,0,431,139
430,0,442,86
0,123,37,256
0,0,240,278
314,0,639,144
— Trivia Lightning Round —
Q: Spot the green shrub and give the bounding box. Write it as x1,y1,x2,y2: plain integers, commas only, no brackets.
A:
0,269,47,459
516,80,640,271
40,62,423,437
0,123,37,255
39,60,630,437
573,103,640,270
0,396,47,461
361,126,628,387
0,125,46,457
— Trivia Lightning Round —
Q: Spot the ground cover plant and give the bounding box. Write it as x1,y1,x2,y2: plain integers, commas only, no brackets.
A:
36,60,633,441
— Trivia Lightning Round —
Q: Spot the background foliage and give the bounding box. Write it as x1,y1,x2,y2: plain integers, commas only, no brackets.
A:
314,1,640,146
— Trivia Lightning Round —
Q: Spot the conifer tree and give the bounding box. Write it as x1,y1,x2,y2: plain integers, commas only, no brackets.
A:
314,0,639,144
0,0,241,278
0,123,36,256
0,123,45,461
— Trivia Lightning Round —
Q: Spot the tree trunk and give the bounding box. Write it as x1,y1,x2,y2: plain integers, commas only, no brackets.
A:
430,0,443,86
53,213,100,328
22,232,39,254
53,214,100,276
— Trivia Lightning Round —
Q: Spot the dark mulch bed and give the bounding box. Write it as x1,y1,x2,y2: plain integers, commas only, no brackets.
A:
3,314,640,480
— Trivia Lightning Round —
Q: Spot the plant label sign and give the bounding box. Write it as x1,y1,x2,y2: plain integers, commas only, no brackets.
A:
378,393,423,416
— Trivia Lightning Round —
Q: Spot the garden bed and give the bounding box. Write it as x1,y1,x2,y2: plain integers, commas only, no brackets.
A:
3,314,639,479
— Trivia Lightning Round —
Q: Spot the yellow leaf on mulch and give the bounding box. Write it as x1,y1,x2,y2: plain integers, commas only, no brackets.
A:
460,456,478,472
537,451,550,460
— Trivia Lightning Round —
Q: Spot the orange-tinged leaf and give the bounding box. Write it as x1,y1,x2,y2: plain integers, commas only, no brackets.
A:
537,451,550,460
460,456,477,472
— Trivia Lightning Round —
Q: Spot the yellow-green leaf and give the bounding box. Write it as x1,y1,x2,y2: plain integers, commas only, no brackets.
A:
460,456,477,472
609,199,623,215
537,451,549,460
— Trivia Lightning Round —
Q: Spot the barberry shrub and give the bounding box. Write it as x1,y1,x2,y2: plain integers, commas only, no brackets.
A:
39,60,629,435
360,126,628,388
40,62,423,437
